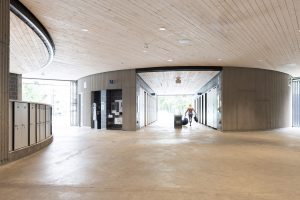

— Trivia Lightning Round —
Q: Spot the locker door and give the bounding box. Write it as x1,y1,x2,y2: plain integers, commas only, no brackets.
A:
46,106,51,122
36,105,40,142
29,104,36,145
21,103,29,148
46,122,51,138
40,105,46,140
46,106,51,138
14,102,22,150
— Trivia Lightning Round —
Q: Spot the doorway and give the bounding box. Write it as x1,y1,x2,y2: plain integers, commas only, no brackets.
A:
91,91,101,129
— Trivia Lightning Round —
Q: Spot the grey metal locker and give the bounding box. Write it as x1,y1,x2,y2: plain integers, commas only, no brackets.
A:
46,105,51,138
14,102,23,150
46,122,51,138
21,103,29,148
40,105,46,123
39,105,46,140
29,103,36,145
46,106,51,122
40,123,46,140
37,123,40,142
36,105,40,142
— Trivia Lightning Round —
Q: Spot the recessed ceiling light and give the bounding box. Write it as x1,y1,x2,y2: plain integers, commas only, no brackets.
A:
142,50,148,53
217,58,222,61
81,29,89,32
283,63,297,68
179,39,191,44
159,27,166,31
167,59,173,62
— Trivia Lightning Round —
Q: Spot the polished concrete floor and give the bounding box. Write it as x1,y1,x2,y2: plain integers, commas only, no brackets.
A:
0,122,300,200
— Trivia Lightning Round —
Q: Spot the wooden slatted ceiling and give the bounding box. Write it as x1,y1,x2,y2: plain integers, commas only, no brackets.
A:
10,12,49,74
138,71,219,95
19,0,300,80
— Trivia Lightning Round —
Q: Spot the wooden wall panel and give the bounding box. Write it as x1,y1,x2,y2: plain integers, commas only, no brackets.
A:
78,69,137,131
222,67,292,131
20,0,300,80
0,0,10,164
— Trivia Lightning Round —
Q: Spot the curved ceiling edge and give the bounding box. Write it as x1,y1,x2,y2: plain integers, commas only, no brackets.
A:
10,0,55,70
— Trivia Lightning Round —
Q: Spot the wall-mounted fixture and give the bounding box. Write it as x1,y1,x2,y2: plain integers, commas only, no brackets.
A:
176,76,181,84
109,80,117,84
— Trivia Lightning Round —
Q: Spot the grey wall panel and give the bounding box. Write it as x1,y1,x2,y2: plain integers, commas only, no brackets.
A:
122,86,137,131
292,80,300,127
222,67,292,131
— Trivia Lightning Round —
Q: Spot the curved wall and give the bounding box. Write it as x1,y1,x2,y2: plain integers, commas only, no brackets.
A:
8,100,53,163
77,69,137,131
221,67,292,131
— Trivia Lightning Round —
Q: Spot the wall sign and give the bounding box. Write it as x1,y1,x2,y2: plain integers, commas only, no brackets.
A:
109,80,117,84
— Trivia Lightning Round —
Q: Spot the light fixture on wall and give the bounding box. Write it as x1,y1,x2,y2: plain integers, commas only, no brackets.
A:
176,76,181,84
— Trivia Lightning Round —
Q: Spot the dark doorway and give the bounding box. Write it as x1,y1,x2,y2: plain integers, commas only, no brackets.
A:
107,89,123,130
91,91,101,129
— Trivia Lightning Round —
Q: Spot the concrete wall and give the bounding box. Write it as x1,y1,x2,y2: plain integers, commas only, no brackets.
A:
222,67,292,131
77,69,137,131
9,73,22,100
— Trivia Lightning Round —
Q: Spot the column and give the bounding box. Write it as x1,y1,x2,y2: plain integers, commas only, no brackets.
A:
0,0,10,164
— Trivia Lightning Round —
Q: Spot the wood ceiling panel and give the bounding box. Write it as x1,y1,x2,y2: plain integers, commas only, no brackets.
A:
10,12,49,74
18,0,300,79
139,71,219,95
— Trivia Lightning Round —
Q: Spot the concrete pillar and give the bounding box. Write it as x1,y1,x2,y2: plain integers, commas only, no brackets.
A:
0,0,10,164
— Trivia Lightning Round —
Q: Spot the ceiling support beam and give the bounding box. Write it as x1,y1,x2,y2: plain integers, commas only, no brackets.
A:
136,66,222,73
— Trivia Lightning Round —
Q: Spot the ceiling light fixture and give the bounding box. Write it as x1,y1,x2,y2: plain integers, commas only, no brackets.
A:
167,59,173,62
258,59,263,62
179,39,191,44
176,76,181,84
217,58,222,61
159,27,166,31
81,29,89,32
142,50,148,53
